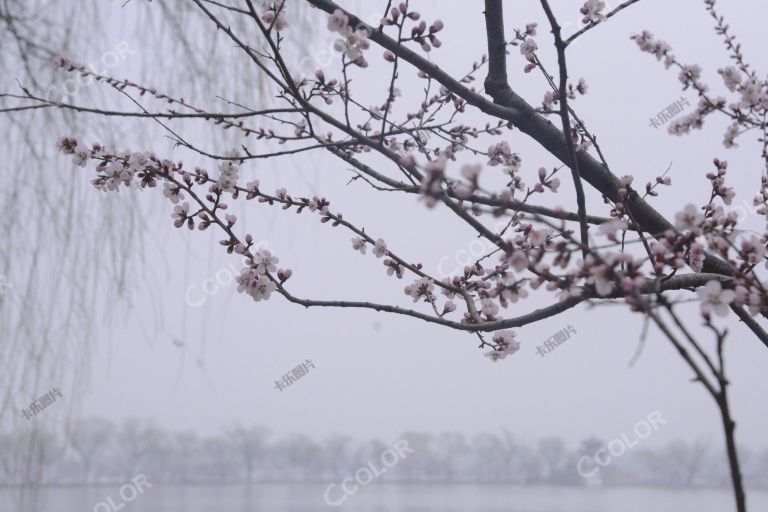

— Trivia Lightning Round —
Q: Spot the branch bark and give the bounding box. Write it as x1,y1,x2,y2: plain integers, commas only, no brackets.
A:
304,0,734,278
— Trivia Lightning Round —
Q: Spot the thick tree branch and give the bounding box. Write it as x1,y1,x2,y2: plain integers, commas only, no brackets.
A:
538,0,590,257
304,0,734,278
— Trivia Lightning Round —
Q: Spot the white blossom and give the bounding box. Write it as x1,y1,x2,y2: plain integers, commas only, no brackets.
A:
696,280,735,317
351,237,366,254
675,204,704,232
373,238,387,258
580,0,606,24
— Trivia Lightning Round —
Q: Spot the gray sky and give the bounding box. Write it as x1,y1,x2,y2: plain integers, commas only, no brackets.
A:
65,0,768,450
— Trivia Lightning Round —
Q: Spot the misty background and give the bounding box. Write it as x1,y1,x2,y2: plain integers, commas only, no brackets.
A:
66,0,768,447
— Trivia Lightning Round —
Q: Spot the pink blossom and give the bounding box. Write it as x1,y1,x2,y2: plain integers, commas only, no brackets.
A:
723,123,740,148
404,277,435,302
172,202,190,228
217,158,240,193
480,298,499,318
738,76,768,108
237,268,277,302
507,250,529,272
252,249,279,274
529,229,550,247
461,163,482,181
631,31,673,66
128,151,150,172
718,66,742,92
327,9,349,34
689,242,705,272
597,219,628,241
487,141,512,166
333,28,370,65
520,38,537,61
72,144,90,167
484,330,520,362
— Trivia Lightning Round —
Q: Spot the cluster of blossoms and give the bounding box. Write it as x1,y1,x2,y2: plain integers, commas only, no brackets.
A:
507,22,540,73
632,28,767,148
259,1,287,31
710,66,768,114
631,31,674,68
666,96,724,137
487,141,525,189
163,151,765,362
520,38,538,73
705,158,736,205
56,136,296,304
540,78,588,112
327,9,370,67
453,163,482,199
484,331,521,362
415,144,562,211
362,145,767,360
50,1,768,369
404,277,436,303
57,136,154,191
625,5,768,320
580,0,607,24
236,249,279,302
218,151,241,193
419,155,767,329
418,157,448,207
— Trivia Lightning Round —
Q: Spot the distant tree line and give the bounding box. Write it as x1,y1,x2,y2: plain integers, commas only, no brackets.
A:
2,418,768,488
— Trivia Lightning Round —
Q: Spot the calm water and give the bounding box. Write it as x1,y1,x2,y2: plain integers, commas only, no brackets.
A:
2,484,766,512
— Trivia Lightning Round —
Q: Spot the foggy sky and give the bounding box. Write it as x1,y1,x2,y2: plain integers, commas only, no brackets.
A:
63,0,768,450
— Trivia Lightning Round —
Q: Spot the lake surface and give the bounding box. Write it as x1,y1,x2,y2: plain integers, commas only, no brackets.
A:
2,484,766,512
